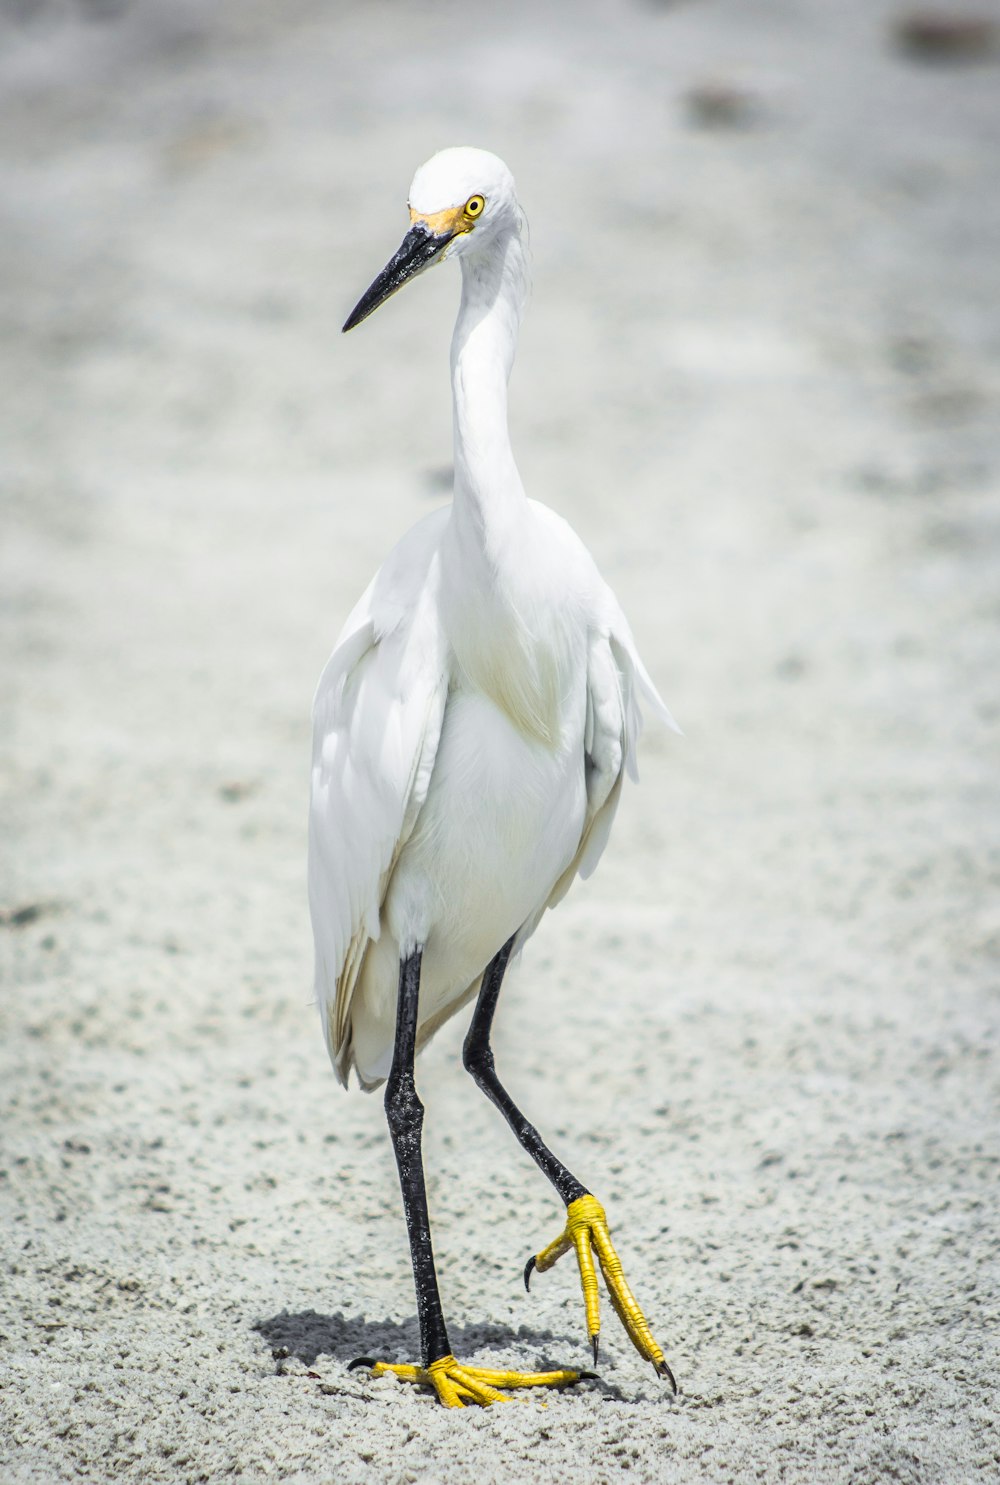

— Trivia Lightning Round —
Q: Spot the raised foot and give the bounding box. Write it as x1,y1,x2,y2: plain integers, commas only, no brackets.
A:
525,1193,677,1392
348,1353,590,1408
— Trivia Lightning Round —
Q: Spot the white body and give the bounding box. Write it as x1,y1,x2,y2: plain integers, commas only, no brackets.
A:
309,150,676,1090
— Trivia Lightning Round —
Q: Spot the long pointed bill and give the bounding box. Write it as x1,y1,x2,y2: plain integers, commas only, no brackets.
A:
342,222,454,332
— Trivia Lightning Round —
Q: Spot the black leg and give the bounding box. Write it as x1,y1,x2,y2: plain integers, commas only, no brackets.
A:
463,935,587,1207
461,938,675,1390
385,949,451,1367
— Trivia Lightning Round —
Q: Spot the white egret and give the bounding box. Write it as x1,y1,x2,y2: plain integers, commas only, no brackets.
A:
309,147,678,1408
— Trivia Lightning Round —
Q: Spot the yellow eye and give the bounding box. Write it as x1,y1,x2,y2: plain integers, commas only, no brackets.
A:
464,194,485,220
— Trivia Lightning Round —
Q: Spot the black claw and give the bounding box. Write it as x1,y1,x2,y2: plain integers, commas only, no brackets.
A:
655,1358,678,1395
578,1370,599,1381
523,1255,537,1292
347,1357,376,1373
592,1335,599,1365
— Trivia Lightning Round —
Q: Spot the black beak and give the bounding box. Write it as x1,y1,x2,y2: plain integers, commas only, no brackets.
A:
342,222,454,333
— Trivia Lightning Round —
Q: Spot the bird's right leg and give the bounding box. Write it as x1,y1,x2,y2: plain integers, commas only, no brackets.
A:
463,936,676,1389
349,949,588,1408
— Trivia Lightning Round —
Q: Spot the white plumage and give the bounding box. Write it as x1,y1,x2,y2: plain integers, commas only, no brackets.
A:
308,147,676,1092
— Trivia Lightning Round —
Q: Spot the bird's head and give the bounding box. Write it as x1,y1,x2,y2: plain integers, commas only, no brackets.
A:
342,147,519,333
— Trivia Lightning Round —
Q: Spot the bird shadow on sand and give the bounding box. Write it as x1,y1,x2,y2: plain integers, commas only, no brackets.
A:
251,1308,631,1401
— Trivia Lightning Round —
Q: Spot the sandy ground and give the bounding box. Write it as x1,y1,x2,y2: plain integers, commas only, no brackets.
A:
2,1,999,1480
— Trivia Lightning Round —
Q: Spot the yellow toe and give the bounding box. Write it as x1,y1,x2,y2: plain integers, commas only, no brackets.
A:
361,1354,588,1408
531,1194,676,1390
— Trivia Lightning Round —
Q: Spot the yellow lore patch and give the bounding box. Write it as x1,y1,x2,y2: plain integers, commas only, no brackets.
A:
409,201,481,238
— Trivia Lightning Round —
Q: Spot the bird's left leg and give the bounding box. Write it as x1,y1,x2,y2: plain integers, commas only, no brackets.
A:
350,948,589,1408
463,936,676,1389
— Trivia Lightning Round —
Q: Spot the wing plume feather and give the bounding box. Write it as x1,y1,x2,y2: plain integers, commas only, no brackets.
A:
308,512,449,1086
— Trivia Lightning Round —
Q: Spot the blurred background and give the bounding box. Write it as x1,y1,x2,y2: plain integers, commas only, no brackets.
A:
2,1,998,1480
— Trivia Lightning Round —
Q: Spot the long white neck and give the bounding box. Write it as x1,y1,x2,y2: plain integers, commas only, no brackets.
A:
442,222,569,745
449,222,530,562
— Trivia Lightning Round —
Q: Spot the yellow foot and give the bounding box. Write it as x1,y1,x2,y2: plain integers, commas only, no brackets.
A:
525,1193,677,1391
347,1353,590,1409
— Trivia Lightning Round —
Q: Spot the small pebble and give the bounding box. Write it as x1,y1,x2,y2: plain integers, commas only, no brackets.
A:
893,11,998,60
685,80,759,130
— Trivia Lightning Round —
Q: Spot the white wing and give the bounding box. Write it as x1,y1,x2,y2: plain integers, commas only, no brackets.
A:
546,599,679,912
308,510,450,1086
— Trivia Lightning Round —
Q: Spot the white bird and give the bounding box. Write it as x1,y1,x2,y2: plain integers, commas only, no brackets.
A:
309,146,678,1408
